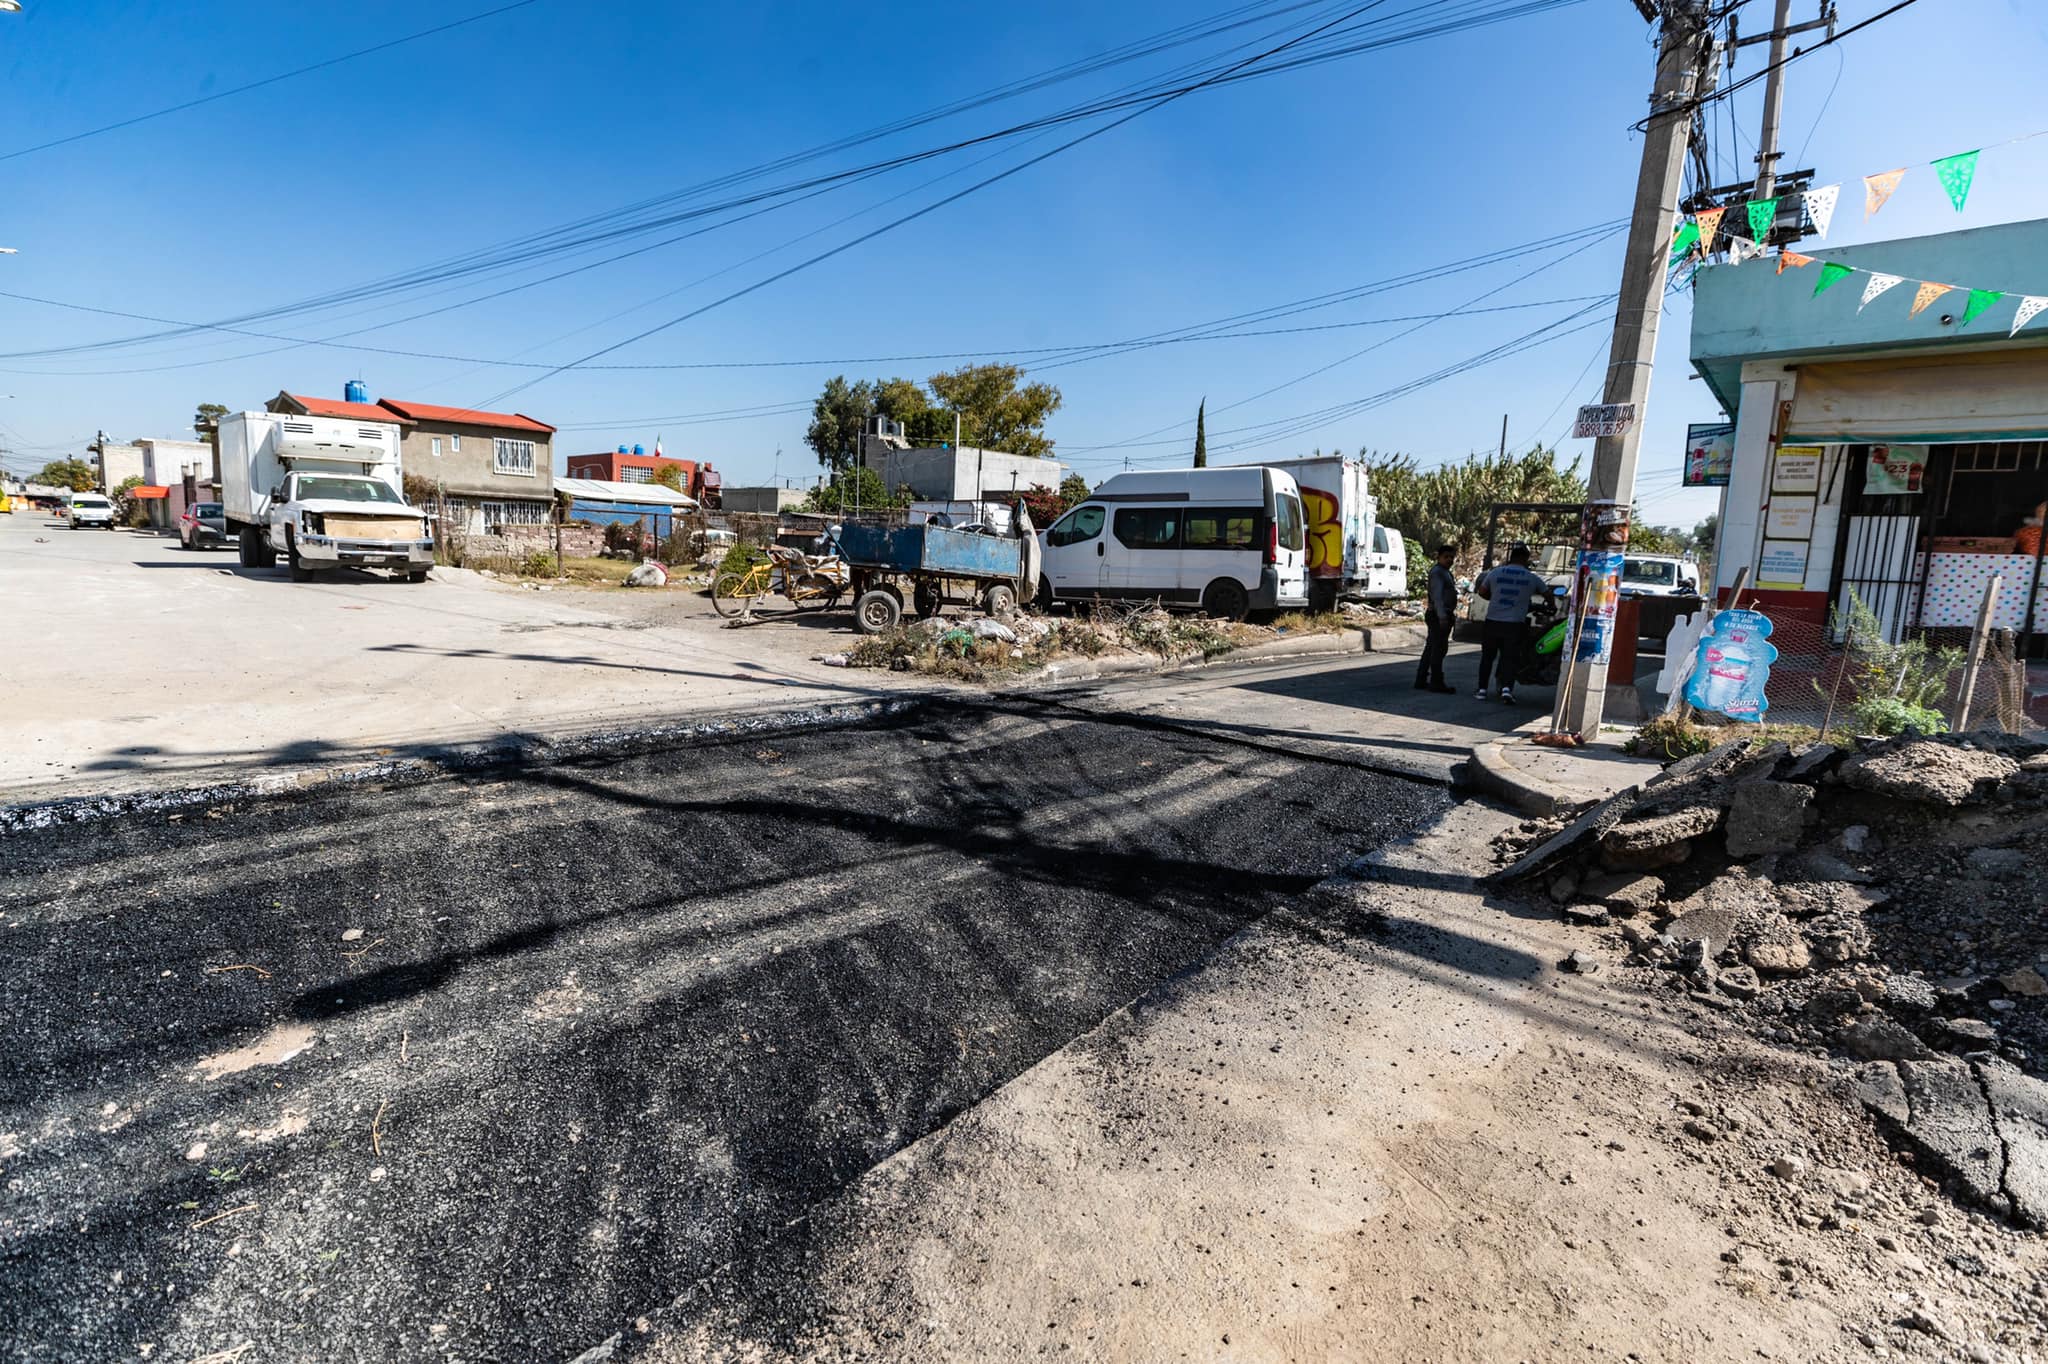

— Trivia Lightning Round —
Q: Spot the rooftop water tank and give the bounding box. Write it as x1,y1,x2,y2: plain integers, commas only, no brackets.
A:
616,444,628,454
632,444,644,456
344,379,369,405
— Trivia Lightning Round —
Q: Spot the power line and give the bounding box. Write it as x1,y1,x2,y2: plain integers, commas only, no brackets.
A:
1632,0,1923,130
0,0,547,163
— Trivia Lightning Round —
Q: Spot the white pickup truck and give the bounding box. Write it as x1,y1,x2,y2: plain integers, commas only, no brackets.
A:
218,411,434,582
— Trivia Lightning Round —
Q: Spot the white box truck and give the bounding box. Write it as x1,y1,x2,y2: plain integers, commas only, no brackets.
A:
1251,455,1408,610
218,411,434,582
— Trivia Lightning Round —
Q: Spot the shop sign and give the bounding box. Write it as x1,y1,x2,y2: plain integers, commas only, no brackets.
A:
1866,444,1927,495
1573,403,1637,439
1771,446,1823,494
1684,608,1779,721
1766,495,1817,540
1683,422,1733,487
1757,539,1810,588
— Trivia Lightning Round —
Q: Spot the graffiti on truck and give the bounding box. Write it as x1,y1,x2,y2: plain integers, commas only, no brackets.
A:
1302,486,1342,575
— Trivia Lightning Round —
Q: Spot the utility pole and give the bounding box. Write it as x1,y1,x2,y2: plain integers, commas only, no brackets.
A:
1562,2,1713,736
1751,0,1794,197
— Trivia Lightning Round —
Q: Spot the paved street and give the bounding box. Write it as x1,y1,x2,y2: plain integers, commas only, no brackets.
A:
0,695,1448,1363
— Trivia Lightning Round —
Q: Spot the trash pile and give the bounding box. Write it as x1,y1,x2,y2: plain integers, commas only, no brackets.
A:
1492,732,2048,1228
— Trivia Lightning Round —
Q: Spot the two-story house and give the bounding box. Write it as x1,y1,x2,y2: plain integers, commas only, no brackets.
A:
267,388,557,533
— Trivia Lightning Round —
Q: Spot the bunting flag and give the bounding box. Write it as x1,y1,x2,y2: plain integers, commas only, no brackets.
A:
1777,250,1815,276
1813,261,1856,296
1909,281,1955,318
1859,273,1905,312
1801,184,1839,239
1960,289,2005,327
1864,168,1908,218
1746,197,1779,242
1932,150,1980,212
1694,205,1727,252
2010,296,2048,337
1726,235,1759,265
1668,218,1700,264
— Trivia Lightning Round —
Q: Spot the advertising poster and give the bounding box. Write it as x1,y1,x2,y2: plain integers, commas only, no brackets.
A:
1866,445,1926,495
1771,445,1823,493
1684,609,1778,721
1757,539,1811,589
1571,549,1624,663
1684,422,1734,487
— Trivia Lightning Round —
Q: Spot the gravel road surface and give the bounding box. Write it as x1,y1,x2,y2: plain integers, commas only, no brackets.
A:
0,697,1445,1363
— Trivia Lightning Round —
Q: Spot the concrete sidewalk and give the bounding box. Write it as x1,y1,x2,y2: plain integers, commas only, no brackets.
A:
1464,718,1665,815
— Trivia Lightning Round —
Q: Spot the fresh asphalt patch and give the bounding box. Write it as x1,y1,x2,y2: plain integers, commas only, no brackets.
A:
0,698,1447,1363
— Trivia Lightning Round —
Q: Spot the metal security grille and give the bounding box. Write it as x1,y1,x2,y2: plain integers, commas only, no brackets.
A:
1830,444,1931,644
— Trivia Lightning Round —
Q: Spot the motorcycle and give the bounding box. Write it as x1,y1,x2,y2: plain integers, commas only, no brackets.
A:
1516,588,1569,687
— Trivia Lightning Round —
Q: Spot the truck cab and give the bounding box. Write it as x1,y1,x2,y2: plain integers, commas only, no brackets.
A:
268,472,435,581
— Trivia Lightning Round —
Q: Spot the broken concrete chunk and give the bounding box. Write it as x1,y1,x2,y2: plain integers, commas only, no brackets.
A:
1716,963,1762,1000
1724,781,1815,858
1979,1059,2048,1229
1547,871,1580,905
1580,871,1663,914
1487,784,1644,885
1804,913,1872,966
1837,1016,1933,1062
1939,1017,2000,1047
1999,967,2048,998
1599,839,1693,871
1838,740,2019,806
1966,847,2028,880
1745,918,1812,976
1888,1059,2005,1211
1561,949,1601,975
1601,804,1722,854
1562,903,1610,927
1882,974,1939,1013
1781,741,1846,784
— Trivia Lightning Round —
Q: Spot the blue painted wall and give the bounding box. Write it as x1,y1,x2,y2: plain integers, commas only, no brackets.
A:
1689,217,2048,412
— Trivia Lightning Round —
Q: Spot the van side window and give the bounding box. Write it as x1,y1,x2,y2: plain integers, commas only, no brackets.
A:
1276,494,1305,552
1047,504,1104,547
1113,508,1180,549
1182,507,1262,550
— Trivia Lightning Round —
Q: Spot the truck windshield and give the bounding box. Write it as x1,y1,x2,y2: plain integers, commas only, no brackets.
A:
295,477,401,503
1623,558,1678,587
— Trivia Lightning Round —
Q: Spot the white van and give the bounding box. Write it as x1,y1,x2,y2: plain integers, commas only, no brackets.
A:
1035,466,1310,618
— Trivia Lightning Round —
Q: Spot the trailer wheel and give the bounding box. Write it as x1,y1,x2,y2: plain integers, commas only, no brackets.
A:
854,587,903,635
1308,580,1340,614
913,582,942,619
1201,578,1249,622
239,525,276,569
982,583,1017,617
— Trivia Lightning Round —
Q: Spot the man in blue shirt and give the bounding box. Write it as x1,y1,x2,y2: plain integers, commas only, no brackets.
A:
1474,544,1541,703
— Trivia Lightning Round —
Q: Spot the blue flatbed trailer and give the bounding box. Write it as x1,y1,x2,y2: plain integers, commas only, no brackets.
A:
836,522,1029,633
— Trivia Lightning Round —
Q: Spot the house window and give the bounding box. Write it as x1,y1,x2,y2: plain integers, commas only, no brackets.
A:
620,466,652,484
451,434,461,454
431,437,443,458
481,500,507,531
493,438,537,477
500,500,548,526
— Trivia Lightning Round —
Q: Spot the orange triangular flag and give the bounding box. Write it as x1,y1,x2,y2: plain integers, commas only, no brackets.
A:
1865,168,1907,218
1694,206,1727,253
1909,280,1955,318
1777,251,1815,275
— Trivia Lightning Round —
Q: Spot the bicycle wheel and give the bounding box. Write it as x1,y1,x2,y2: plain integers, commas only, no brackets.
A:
712,571,760,617
791,574,831,611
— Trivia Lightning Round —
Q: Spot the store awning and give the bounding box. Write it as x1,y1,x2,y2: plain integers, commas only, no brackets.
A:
132,486,169,499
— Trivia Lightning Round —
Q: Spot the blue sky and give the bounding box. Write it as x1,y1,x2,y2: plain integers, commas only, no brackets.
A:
3,0,2046,532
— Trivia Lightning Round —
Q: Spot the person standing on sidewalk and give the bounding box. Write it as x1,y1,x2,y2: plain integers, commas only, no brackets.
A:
1474,544,1540,704
1414,543,1459,693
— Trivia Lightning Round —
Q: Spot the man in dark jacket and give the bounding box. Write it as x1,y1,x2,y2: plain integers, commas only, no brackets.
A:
1415,543,1458,693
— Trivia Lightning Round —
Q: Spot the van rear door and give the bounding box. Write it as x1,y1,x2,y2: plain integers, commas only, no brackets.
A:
1364,525,1408,598
1270,478,1309,606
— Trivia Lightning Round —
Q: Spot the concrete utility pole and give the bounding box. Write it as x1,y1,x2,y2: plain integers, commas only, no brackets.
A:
1563,2,1713,736
1752,0,1794,198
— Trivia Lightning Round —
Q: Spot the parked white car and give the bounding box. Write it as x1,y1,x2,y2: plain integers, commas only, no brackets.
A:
1622,554,1703,597
1035,466,1310,619
68,493,115,529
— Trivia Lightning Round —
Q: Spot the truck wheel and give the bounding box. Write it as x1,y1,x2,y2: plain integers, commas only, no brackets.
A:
238,526,273,568
1201,579,1249,622
854,588,903,635
406,570,430,584
1036,576,1056,612
1308,581,1340,614
982,583,1017,617
913,583,942,619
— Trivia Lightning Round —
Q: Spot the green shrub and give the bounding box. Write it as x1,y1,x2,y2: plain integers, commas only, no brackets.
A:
717,541,768,576
1850,695,1947,738
1624,714,1716,760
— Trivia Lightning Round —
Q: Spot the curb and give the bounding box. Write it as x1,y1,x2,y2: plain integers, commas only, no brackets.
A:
1032,621,1429,686
1463,733,1583,818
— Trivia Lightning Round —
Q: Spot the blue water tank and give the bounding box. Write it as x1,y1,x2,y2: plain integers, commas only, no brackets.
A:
344,379,369,405
616,444,628,454
632,444,644,456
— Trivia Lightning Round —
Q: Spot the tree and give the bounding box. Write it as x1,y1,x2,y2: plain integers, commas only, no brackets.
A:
1193,399,1207,468
34,458,97,491
110,475,149,527
926,363,1062,457
193,403,228,438
1058,472,1091,503
872,376,931,425
651,464,686,492
799,465,908,514
805,375,874,474
1360,445,1588,574
1629,522,1683,554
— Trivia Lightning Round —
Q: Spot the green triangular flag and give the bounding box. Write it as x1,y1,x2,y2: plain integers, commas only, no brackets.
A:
1961,288,2004,326
1814,262,1856,297
1667,219,1700,264
1932,150,1980,212
1746,196,1779,242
